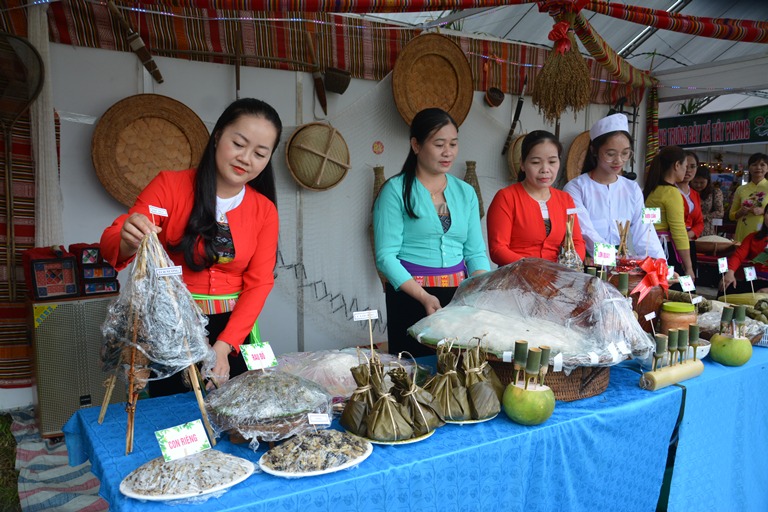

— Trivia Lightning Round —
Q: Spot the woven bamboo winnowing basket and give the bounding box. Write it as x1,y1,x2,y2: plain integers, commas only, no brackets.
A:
285,122,351,191
392,33,473,127
565,131,591,183
91,94,209,207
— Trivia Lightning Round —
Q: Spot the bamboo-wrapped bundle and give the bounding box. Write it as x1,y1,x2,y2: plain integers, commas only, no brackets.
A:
424,343,470,421
389,364,444,437
558,213,583,272
461,342,502,420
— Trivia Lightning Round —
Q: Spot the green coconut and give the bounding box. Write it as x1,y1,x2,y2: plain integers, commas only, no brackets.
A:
502,383,555,426
709,334,753,367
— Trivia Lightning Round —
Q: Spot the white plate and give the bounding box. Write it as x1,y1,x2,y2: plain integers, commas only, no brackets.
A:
445,413,498,425
347,428,435,446
119,453,254,502
258,441,373,478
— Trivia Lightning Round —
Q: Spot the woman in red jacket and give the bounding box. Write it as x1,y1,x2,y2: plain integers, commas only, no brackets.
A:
722,209,768,293
101,98,282,396
487,130,585,266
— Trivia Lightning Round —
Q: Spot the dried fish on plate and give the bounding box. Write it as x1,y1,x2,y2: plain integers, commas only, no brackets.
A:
119,449,254,501
259,430,372,478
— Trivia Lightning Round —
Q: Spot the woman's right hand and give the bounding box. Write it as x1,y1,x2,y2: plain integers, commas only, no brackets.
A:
119,213,160,259
721,269,736,291
420,292,442,315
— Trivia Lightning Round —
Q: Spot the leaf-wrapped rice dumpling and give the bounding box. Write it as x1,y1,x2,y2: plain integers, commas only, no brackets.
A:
424,343,470,421
366,356,414,441
389,365,444,436
339,363,376,436
462,343,501,420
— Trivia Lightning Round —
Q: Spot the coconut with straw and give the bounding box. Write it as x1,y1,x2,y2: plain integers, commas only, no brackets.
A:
531,19,591,124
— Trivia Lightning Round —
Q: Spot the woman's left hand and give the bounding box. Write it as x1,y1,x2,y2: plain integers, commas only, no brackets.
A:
207,340,233,389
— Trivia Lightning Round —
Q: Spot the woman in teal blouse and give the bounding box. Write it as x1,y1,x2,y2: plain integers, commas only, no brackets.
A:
373,108,490,356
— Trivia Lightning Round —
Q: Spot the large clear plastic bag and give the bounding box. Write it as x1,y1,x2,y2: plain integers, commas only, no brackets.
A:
101,232,215,388
205,370,333,451
408,258,653,373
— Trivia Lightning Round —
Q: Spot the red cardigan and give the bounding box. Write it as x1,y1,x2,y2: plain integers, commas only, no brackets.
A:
100,169,279,350
682,188,704,239
487,183,586,266
727,232,768,274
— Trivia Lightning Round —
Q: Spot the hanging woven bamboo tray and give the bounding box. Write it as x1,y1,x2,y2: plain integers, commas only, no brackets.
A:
565,131,591,182
91,94,209,207
285,122,351,191
505,134,526,182
392,33,473,126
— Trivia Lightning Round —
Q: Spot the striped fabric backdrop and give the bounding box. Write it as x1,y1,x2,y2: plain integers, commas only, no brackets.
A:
12,408,108,512
0,0,644,105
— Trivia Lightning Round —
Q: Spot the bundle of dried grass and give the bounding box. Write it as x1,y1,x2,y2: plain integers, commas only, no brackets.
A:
532,25,591,124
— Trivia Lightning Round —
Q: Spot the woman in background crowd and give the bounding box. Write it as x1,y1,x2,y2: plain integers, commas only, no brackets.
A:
690,165,724,237
564,113,664,260
728,152,768,242
643,145,695,279
722,209,768,293
373,108,489,357
487,130,585,265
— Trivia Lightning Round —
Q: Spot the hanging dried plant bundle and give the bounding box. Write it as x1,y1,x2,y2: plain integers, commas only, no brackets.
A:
532,30,591,124
559,213,583,272
616,220,631,258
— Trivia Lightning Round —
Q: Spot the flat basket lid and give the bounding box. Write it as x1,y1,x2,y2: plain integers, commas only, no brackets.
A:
566,131,591,182
91,94,209,207
392,33,473,126
286,122,351,191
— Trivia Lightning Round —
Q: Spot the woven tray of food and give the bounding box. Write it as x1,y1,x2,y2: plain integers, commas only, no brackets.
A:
259,430,372,478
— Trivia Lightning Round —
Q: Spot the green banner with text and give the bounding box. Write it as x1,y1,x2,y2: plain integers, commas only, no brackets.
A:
659,105,768,149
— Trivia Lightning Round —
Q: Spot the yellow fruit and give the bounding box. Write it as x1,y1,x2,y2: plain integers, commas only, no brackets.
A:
709,334,753,367
502,383,555,426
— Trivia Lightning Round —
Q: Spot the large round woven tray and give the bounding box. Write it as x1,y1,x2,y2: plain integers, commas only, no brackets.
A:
505,134,526,182
565,131,590,182
91,94,209,207
487,358,610,402
286,122,351,191
392,33,473,126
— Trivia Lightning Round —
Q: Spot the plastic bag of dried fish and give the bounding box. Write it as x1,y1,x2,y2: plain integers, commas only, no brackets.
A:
119,449,253,502
205,370,333,450
101,232,216,389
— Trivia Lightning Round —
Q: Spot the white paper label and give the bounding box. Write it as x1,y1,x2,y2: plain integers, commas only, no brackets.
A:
155,420,210,462
679,275,695,292
642,207,661,224
711,218,723,227
593,242,617,267
352,310,379,321
155,266,183,276
588,351,599,364
502,351,513,363
691,295,704,305
667,266,675,280
241,342,278,371
745,266,757,282
718,257,728,274
148,205,168,217
553,353,563,372
616,340,632,355
566,208,578,215
608,343,620,362
644,311,656,321
307,413,331,426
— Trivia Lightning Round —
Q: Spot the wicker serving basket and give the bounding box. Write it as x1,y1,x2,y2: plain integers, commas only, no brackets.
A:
285,122,351,191
91,94,209,207
487,358,610,402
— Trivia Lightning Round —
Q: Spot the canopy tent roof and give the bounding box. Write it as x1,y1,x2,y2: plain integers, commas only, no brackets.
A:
1,0,767,118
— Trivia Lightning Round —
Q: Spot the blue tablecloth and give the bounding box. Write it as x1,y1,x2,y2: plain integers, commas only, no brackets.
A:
668,346,768,512
63,365,680,512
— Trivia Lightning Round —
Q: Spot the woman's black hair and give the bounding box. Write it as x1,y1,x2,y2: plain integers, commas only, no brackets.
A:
642,145,686,200
581,130,633,174
693,165,713,201
684,150,700,168
168,98,283,271
517,130,563,182
394,108,458,219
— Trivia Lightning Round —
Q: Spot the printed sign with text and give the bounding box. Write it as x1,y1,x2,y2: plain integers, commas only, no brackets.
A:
593,243,617,267
718,257,728,274
155,420,210,462
241,341,278,371
642,208,661,224
745,266,757,282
